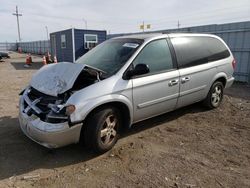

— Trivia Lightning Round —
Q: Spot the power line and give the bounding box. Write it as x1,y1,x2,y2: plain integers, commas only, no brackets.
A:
151,16,249,31
6,3,250,37
146,4,250,23
10,4,249,29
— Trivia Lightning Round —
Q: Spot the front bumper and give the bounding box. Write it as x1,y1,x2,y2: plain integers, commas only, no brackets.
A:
19,95,82,148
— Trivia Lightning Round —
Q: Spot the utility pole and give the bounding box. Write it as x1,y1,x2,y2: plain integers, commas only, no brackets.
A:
45,26,49,40
83,18,88,29
177,20,181,29
12,6,22,42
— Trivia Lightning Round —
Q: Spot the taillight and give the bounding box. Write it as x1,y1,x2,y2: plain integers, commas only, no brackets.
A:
232,59,236,70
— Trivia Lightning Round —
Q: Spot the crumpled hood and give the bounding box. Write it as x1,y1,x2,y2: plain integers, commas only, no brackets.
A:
30,62,85,96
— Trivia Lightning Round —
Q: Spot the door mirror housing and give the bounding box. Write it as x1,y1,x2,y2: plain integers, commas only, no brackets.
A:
125,64,149,79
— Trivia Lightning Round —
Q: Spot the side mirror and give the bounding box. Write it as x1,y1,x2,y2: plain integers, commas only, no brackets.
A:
125,64,149,79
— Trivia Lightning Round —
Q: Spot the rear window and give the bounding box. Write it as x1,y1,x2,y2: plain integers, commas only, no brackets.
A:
171,36,230,68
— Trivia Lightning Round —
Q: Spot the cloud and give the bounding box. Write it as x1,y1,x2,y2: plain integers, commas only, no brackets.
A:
0,0,249,42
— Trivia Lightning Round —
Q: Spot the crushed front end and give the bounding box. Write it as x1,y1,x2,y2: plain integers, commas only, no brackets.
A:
18,87,81,148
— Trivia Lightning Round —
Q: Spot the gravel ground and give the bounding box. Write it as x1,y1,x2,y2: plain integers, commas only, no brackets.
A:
0,52,250,188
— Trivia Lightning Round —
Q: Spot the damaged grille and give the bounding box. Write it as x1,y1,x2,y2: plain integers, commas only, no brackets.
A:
22,87,68,123
27,88,58,112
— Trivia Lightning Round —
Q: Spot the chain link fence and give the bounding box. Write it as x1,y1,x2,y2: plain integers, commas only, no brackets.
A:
0,42,17,51
0,40,50,56
18,40,50,55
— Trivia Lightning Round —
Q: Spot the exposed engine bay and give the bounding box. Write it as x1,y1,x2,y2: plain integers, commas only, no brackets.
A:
71,66,103,91
20,65,105,124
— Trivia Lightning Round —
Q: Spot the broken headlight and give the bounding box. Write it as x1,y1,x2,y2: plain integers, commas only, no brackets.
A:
46,101,68,123
65,105,75,115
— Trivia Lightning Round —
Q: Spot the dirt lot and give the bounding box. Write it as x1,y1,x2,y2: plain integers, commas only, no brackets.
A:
0,52,250,188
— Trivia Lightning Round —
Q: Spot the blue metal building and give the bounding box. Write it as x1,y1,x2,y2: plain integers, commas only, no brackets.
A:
50,28,106,62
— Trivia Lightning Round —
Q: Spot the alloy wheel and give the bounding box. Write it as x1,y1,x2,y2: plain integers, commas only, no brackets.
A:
211,85,222,107
100,115,118,146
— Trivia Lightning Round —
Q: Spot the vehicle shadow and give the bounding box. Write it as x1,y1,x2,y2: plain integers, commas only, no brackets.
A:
125,102,206,137
10,62,43,70
0,116,98,180
0,103,206,180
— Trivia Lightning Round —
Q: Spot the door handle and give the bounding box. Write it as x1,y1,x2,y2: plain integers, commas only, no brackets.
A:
169,79,179,86
181,77,190,84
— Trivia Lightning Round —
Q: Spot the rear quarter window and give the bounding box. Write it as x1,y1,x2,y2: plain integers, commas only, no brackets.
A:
171,36,230,68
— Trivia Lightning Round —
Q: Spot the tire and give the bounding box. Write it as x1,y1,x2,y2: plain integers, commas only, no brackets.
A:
203,81,224,109
84,106,121,153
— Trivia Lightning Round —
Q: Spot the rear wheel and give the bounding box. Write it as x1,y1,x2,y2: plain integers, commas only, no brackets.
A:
203,81,224,109
84,106,121,153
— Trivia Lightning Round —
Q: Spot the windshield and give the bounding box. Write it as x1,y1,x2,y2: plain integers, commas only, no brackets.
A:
76,38,143,76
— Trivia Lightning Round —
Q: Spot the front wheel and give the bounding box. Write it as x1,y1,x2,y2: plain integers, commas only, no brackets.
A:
84,106,121,153
203,81,224,109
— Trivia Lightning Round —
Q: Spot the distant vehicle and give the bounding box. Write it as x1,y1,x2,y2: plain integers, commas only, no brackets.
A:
0,51,10,59
19,33,235,153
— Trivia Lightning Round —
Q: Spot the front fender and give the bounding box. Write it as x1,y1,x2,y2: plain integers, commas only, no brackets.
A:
69,94,133,126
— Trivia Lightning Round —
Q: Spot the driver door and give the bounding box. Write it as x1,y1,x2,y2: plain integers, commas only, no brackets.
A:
131,39,180,122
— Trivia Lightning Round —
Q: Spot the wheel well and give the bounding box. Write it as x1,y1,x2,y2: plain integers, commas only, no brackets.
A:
215,77,226,87
84,102,131,130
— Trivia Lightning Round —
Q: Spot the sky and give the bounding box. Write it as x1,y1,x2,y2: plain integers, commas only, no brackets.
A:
0,0,249,42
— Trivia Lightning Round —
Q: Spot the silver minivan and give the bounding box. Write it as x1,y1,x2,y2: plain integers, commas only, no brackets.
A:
19,33,235,153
